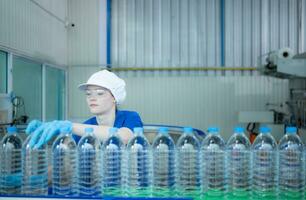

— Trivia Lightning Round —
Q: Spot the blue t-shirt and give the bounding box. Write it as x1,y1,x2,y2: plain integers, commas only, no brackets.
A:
73,110,143,143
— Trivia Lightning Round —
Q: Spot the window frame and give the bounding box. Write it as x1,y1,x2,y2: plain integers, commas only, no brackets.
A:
0,48,67,123
0,50,8,96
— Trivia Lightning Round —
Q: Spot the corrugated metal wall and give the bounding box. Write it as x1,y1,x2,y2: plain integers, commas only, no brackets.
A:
0,0,68,66
225,0,305,68
112,0,306,70
112,0,221,68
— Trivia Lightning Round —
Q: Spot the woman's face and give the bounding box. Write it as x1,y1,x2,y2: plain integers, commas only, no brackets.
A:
85,85,115,115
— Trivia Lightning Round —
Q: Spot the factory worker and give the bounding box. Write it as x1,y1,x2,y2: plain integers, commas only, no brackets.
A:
26,70,143,148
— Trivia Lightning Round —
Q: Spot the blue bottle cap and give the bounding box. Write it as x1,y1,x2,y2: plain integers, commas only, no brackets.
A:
207,127,219,133
85,127,94,133
109,127,118,134
7,126,17,134
133,127,143,134
286,126,297,134
234,126,244,134
183,127,193,134
259,126,271,134
159,127,169,134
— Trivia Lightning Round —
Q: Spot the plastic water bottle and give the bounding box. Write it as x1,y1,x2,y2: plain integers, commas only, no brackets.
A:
226,127,251,198
52,126,77,196
22,133,48,195
152,127,176,197
278,127,305,199
102,127,124,196
201,127,226,197
0,126,23,194
176,127,200,197
305,142,306,198
251,126,277,199
125,127,152,197
78,127,102,196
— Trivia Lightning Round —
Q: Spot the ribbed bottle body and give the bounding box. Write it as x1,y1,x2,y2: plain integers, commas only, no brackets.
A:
176,129,200,198
125,129,152,197
252,128,277,199
78,134,102,196
0,131,23,195
152,129,176,197
201,129,226,197
226,128,251,198
22,135,48,195
52,133,77,196
278,128,304,199
103,133,124,196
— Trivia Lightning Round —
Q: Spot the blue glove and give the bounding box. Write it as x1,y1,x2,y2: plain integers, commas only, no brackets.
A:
29,120,72,149
25,120,42,134
29,122,52,148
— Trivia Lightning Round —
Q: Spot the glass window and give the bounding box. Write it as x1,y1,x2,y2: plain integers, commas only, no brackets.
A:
0,51,7,93
13,57,42,121
45,66,66,121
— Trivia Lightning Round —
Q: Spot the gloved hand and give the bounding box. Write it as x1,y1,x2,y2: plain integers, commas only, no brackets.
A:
29,120,72,149
25,120,43,135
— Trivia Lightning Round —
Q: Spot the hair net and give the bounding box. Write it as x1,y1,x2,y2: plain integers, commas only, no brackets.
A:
78,70,126,104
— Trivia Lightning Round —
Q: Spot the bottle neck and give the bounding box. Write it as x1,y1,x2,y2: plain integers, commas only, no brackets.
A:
159,132,169,136
135,132,143,137
86,131,94,136
61,131,72,136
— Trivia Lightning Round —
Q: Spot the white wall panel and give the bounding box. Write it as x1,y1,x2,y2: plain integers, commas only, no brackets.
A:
67,0,102,66
303,0,306,51
68,67,289,140
0,0,68,66
35,0,67,20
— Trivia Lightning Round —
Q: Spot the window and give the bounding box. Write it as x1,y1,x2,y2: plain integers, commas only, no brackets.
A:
13,56,42,121
0,51,7,93
45,66,66,121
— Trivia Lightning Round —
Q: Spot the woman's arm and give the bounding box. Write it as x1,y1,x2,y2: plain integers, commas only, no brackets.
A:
72,123,133,144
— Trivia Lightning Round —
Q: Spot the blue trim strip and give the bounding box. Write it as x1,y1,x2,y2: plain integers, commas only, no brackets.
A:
144,124,206,137
220,0,225,66
5,51,8,93
106,0,112,69
0,194,191,200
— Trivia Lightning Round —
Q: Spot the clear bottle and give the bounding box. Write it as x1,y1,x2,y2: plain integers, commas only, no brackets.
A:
125,127,152,197
251,126,277,199
201,127,226,198
52,126,77,196
22,132,48,195
152,127,176,197
226,127,251,199
0,126,23,194
102,127,124,196
176,127,200,198
278,127,305,199
78,127,102,196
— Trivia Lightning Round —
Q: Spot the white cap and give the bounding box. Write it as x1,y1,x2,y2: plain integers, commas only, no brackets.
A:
78,70,126,104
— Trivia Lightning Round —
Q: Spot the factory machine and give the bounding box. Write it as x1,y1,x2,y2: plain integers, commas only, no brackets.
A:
241,48,306,142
